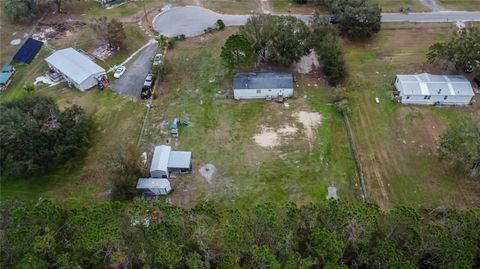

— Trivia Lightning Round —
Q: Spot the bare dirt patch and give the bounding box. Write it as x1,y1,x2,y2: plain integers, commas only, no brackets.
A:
254,127,280,148
253,125,299,148
295,51,320,74
199,163,216,184
295,111,323,149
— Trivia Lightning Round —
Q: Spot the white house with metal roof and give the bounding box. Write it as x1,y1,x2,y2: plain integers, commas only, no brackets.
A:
233,72,294,100
136,178,172,196
45,48,106,91
394,73,474,105
149,145,192,179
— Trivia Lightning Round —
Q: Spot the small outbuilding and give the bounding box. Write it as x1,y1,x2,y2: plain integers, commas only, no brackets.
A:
45,48,107,91
394,73,475,105
233,72,294,100
0,64,15,90
136,178,172,196
150,145,192,179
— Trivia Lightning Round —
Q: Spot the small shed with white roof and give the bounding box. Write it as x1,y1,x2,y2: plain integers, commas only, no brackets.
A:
136,178,172,196
394,73,474,105
45,48,107,91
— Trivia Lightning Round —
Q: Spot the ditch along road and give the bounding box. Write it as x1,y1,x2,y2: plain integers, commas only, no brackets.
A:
152,6,480,37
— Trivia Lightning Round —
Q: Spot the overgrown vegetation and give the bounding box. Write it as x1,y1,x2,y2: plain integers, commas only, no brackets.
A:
294,0,382,39
439,115,480,179
310,13,347,85
3,0,38,22
0,96,91,176
1,199,479,268
108,144,146,201
220,33,257,70
240,14,310,65
427,26,480,71
91,17,127,50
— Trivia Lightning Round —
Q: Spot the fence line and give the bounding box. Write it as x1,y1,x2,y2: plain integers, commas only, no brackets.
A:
137,104,152,145
343,113,368,201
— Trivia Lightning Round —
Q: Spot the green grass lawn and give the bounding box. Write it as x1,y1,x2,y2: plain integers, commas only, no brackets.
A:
269,0,325,14
438,0,480,10
141,28,359,209
269,0,430,13
344,23,480,210
373,0,430,12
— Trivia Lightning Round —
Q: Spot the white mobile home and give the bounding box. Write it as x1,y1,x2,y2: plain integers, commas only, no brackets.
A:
233,72,294,100
394,73,474,105
45,48,107,91
149,145,192,179
136,178,172,196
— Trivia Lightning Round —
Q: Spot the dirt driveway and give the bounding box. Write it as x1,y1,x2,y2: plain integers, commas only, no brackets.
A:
112,43,158,97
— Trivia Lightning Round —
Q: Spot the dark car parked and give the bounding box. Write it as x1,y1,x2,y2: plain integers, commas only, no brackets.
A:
141,73,155,99
474,77,480,87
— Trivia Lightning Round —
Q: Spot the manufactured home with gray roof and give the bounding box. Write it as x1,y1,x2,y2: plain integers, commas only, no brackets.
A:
233,72,294,100
394,73,474,105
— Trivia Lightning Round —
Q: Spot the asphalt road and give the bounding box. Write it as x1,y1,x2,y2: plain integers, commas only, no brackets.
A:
112,43,158,97
152,6,480,37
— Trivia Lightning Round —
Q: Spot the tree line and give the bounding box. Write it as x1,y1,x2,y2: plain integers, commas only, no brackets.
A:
221,13,349,86
1,199,479,268
0,96,91,177
294,0,382,39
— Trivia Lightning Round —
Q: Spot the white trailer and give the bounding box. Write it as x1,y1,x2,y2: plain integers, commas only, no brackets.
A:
394,73,474,106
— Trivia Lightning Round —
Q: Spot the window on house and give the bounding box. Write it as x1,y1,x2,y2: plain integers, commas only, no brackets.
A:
444,96,448,100
406,96,410,99
256,90,261,94
424,96,428,100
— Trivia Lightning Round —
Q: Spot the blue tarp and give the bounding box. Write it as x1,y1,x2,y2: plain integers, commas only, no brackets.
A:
13,38,44,64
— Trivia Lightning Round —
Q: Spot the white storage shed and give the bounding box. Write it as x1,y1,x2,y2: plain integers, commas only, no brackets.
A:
45,48,106,91
394,73,474,105
150,145,172,178
136,178,172,196
233,72,294,100
150,145,192,178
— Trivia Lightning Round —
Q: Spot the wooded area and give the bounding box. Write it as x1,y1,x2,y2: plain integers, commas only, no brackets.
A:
1,200,479,268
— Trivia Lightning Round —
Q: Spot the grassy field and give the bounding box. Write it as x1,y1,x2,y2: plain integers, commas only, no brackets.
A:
438,0,480,10
269,0,430,13
269,0,326,14
345,23,480,210
142,28,360,208
373,0,430,12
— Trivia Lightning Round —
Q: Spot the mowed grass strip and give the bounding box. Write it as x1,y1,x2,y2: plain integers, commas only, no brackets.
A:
345,23,480,210
373,0,430,12
438,0,480,11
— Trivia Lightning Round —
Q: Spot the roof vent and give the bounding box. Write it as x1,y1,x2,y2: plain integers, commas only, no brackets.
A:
438,89,442,94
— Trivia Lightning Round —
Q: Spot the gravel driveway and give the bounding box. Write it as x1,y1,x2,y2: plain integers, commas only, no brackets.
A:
112,43,158,97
